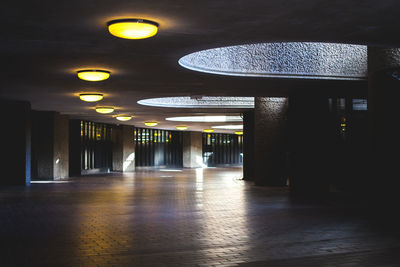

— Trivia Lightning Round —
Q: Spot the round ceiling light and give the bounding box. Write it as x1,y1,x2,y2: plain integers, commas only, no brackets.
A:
212,125,243,130
203,129,214,133
144,121,158,127
166,115,242,122
95,106,114,114
116,115,132,121
79,93,104,102
77,70,110,81
107,19,159,39
235,131,243,135
176,125,188,131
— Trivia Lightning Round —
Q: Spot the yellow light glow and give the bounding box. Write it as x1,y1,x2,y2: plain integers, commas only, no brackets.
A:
176,125,188,130
79,93,104,102
95,106,114,114
203,129,214,133
77,70,110,81
107,19,159,39
116,115,132,121
144,121,158,127
235,131,243,135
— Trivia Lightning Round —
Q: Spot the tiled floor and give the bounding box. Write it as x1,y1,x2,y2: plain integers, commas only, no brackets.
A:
1,167,400,266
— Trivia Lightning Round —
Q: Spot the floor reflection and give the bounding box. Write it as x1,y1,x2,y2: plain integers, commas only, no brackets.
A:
2,167,400,266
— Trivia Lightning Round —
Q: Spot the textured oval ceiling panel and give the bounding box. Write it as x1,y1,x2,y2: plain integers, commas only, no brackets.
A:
138,96,254,108
179,42,367,80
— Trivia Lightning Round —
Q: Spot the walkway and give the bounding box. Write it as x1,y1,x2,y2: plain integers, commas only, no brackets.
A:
1,167,399,266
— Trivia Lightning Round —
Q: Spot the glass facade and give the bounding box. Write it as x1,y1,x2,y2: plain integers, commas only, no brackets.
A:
202,133,243,167
134,128,183,167
80,121,113,171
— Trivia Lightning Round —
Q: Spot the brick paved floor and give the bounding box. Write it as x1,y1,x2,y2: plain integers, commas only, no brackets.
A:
1,167,400,266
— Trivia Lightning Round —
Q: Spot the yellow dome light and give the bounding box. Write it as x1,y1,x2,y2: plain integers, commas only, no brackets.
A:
79,93,104,102
77,70,110,81
176,125,188,131
107,19,159,39
116,115,132,121
144,121,158,127
203,129,214,133
95,106,114,114
235,131,243,135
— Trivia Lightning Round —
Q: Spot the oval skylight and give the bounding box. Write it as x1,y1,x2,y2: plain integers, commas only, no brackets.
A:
138,96,254,108
165,116,242,122
179,42,367,80
212,125,243,130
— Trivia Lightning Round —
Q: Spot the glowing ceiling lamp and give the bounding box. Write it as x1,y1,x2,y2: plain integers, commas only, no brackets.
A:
116,115,132,121
212,125,243,130
203,129,214,133
144,121,158,127
95,106,114,114
166,115,242,122
107,19,159,39
77,70,110,81
79,93,104,102
176,125,188,130
235,131,243,135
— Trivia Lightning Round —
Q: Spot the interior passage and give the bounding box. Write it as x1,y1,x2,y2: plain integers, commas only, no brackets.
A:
1,168,400,266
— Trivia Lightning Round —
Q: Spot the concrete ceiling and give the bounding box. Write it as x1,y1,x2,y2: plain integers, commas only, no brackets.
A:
1,0,399,132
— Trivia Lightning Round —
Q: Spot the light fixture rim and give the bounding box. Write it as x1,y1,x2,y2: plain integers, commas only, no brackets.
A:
144,121,159,126
95,106,115,110
107,18,159,28
77,69,111,74
79,93,103,96
116,115,132,118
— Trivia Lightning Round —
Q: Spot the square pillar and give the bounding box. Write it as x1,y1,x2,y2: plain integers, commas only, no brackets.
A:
0,99,31,185
243,110,255,181
183,131,203,168
31,111,69,180
254,97,289,186
112,125,135,172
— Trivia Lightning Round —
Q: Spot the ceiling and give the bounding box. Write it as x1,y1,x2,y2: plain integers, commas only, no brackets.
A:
1,0,399,132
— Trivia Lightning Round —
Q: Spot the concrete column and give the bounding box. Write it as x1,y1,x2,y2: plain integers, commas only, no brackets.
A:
288,93,336,197
254,97,289,186
31,111,69,180
0,99,31,186
68,120,81,177
112,125,135,172
367,47,400,200
183,131,203,168
242,110,255,181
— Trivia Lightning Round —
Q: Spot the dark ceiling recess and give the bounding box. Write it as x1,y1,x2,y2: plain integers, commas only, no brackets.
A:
1,0,397,131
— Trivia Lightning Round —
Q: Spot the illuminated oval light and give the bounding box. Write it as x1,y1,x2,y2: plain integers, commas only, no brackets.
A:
79,93,104,102
107,19,159,40
235,131,243,135
212,125,243,130
95,106,114,114
166,115,242,122
77,70,110,81
176,125,188,130
116,115,132,121
203,129,214,133
144,121,158,127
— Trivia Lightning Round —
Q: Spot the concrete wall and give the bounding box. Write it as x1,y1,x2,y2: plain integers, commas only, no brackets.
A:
68,120,81,177
0,99,31,185
112,125,135,172
183,131,203,168
243,110,255,181
254,97,289,186
31,111,69,180
53,113,69,179
288,94,335,197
